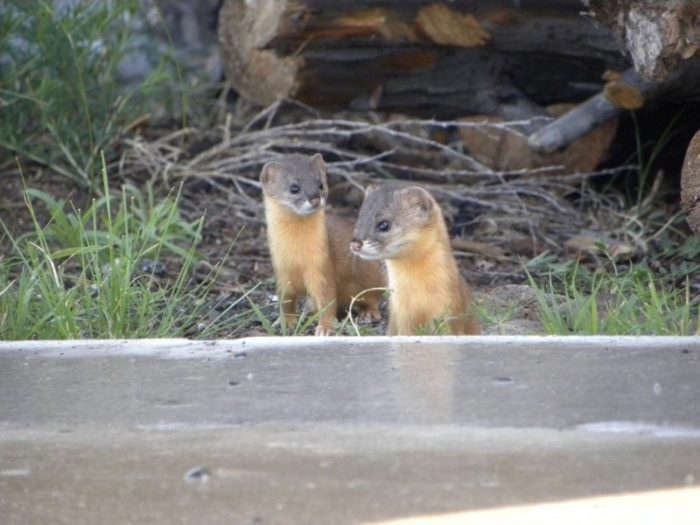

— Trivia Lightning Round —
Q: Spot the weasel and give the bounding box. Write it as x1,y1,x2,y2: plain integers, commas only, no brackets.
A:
351,184,480,336
261,154,385,335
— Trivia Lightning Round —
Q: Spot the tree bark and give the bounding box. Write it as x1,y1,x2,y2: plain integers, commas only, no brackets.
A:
583,0,700,81
681,130,700,234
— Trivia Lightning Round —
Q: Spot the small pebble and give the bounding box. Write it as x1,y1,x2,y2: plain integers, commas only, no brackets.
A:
183,466,210,483
491,376,514,385
139,259,167,277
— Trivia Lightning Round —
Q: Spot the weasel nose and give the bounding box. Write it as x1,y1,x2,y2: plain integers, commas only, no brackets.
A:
350,239,363,253
309,196,321,208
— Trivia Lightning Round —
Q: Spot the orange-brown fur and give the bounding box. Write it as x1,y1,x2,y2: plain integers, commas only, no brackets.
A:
386,207,479,335
262,155,385,335
326,215,385,319
264,198,337,334
352,184,479,336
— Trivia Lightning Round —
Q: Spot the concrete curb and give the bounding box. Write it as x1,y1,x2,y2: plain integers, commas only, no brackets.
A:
1,335,699,359
2,335,699,524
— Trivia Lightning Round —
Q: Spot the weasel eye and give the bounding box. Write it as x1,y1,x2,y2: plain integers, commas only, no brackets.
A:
376,220,390,232
289,184,300,194
318,181,324,190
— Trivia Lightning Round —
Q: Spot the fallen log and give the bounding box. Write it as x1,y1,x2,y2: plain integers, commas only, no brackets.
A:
218,0,700,159
218,0,628,119
681,130,700,234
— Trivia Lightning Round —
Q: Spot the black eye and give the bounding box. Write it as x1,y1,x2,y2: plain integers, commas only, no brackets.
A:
289,184,300,194
318,181,324,190
376,220,390,232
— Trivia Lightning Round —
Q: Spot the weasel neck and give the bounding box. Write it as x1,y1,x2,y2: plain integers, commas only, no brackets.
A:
264,198,326,228
264,197,328,264
386,217,458,291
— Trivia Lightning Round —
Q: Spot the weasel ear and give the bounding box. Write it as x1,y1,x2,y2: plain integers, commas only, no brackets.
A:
364,183,380,198
260,161,283,186
401,186,434,220
310,153,326,175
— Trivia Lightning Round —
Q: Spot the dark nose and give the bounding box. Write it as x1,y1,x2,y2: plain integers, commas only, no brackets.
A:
309,196,321,208
350,239,363,252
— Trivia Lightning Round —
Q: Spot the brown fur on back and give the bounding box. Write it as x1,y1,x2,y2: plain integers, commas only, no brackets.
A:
326,214,385,314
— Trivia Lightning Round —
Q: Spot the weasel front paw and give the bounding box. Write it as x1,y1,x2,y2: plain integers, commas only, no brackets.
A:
314,323,334,336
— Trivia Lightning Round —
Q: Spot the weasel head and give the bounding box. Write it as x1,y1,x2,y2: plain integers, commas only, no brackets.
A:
351,184,436,260
260,153,328,216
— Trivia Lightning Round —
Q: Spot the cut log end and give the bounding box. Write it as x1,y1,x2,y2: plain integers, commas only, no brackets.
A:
586,0,700,81
603,80,644,109
218,0,301,106
681,130,700,234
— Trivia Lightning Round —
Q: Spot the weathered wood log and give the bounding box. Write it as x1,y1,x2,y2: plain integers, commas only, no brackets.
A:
218,0,629,119
583,0,700,81
532,1,700,152
681,130,700,234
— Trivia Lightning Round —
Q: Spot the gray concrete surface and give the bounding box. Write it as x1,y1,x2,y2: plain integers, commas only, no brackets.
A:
1,336,700,524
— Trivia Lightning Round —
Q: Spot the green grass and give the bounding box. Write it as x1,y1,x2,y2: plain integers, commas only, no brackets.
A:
248,287,389,336
0,1,226,340
524,179,700,337
630,111,683,208
0,0,174,191
473,299,520,335
247,298,312,336
527,260,699,336
0,159,251,340
247,293,336,336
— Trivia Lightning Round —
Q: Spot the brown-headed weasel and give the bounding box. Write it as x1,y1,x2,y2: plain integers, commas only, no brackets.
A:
261,154,386,335
351,184,479,336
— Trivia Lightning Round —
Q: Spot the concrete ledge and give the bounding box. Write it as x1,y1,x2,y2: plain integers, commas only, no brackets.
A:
2,335,699,524
1,334,699,359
